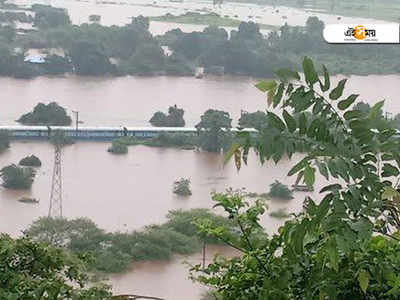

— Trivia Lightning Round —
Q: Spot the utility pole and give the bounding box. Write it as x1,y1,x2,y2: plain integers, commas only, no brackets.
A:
72,110,84,138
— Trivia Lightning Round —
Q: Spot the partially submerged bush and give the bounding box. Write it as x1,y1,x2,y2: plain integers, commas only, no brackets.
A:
108,141,128,154
269,208,290,219
25,208,236,273
19,155,42,167
173,178,192,196
268,180,293,200
0,164,35,189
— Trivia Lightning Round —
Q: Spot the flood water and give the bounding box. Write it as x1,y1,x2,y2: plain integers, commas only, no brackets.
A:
11,0,388,35
1,73,400,299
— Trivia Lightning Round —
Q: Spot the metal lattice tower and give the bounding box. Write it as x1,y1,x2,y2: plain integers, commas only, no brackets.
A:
49,144,63,218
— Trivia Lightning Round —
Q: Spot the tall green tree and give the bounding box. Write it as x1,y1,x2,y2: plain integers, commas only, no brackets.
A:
196,109,232,152
192,58,400,299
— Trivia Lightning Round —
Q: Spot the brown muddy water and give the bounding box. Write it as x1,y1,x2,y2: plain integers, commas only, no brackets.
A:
1,73,399,299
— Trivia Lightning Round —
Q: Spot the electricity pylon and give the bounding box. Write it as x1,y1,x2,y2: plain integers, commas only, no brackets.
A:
48,134,64,218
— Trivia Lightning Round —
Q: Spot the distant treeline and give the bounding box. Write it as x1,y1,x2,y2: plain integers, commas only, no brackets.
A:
0,4,399,78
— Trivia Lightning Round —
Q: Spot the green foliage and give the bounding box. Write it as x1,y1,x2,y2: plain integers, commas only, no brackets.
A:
238,110,268,130
17,102,72,126
50,130,74,146
108,140,128,154
146,133,197,149
0,164,35,189
196,109,232,153
0,130,10,152
42,54,72,75
25,209,236,273
269,208,290,219
19,155,42,167
164,209,237,244
194,58,400,299
32,4,71,29
122,43,165,75
149,105,186,127
69,40,115,76
268,180,294,200
173,178,192,196
0,234,111,299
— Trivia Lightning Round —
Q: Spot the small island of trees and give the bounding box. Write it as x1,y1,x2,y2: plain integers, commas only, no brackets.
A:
173,178,192,196
19,155,42,167
17,102,72,126
149,105,185,127
268,180,294,200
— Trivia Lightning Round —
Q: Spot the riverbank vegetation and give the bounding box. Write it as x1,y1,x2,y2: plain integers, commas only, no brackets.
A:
19,155,42,167
149,105,185,127
173,178,192,196
191,58,400,298
17,102,72,126
0,164,35,189
25,209,236,274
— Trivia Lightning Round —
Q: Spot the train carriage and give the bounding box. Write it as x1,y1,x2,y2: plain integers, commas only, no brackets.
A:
0,126,258,140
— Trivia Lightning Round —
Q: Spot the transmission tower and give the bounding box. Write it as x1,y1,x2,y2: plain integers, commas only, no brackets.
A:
49,144,63,218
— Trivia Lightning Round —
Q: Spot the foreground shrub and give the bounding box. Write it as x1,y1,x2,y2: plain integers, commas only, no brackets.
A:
0,234,111,299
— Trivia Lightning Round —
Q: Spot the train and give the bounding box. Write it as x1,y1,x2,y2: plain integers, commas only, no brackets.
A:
0,126,258,140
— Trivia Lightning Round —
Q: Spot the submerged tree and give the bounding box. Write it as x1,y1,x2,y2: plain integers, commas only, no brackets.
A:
173,178,192,196
268,180,293,200
196,109,232,153
19,155,42,167
149,105,185,127
0,164,35,189
192,58,400,299
17,102,72,126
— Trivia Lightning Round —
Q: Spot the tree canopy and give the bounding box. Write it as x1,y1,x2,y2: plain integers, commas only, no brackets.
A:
149,105,186,127
17,102,72,126
196,109,232,153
